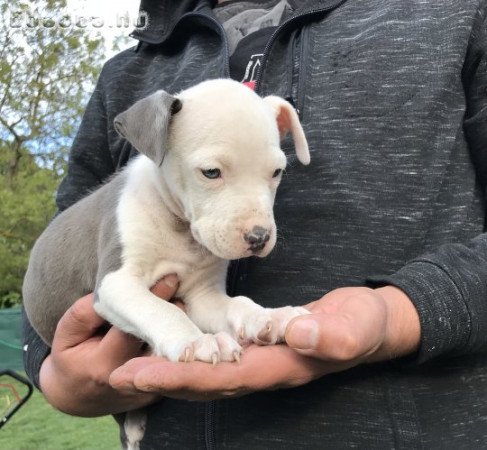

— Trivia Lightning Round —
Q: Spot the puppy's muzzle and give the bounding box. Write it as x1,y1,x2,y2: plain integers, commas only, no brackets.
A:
244,226,271,253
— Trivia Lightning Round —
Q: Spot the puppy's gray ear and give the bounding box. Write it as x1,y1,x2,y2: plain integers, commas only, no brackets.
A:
114,90,182,166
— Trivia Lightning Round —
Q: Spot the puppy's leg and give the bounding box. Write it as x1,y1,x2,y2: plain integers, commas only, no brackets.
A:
95,269,239,363
185,289,309,346
123,409,146,450
98,271,241,450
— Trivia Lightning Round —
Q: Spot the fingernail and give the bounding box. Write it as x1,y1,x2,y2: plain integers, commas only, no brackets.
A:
109,370,136,392
114,382,137,393
163,274,178,288
288,318,319,350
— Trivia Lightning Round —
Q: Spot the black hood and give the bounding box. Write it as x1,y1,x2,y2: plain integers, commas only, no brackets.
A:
129,0,215,44
129,0,325,44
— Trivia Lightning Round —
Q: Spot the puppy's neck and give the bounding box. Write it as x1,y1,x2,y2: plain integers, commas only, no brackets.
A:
142,159,191,230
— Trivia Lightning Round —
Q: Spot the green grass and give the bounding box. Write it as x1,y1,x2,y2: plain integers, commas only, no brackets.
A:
0,375,120,450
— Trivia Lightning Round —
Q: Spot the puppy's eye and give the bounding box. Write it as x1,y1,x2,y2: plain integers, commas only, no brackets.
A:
272,169,283,178
201,168,221,179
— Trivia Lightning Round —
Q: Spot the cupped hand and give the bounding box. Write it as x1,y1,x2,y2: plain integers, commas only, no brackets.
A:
285,286,420,362
109,286,420,401
39,275,179,416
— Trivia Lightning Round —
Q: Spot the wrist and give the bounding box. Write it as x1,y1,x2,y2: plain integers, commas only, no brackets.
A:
372,286,421,361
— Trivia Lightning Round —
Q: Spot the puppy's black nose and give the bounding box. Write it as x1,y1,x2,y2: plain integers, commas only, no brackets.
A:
244,226,270,252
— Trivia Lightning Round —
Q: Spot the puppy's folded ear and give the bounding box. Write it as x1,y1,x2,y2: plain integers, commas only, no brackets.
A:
114,90,183,166
263,96,310,165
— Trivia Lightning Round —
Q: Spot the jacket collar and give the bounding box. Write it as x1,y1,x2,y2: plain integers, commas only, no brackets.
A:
129,0,215,44
130,0,345,45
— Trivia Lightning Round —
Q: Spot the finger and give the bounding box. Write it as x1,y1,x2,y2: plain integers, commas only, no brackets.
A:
285,312,381,361
53,294,106,351
97,327,147,367
112,346,321,398
150,274,179,300
111,356,246,396
170,299,186,311
110,356,166,391
136,360,242,394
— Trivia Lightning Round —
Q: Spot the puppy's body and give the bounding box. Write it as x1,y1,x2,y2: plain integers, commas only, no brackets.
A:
24,158,225,348
23,172,126,343
24,79,311,450
24,79,311,365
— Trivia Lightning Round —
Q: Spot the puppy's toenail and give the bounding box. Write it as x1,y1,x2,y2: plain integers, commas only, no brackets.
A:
185,348,191,362
179,347,192,362
257,328,273,343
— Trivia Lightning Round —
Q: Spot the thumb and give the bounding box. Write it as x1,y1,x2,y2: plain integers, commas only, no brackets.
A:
285,313,364,361
285,315,321,354
53,294,105,351
150,274,179,300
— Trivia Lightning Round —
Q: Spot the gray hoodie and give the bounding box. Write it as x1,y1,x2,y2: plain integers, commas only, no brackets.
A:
23,0,487,447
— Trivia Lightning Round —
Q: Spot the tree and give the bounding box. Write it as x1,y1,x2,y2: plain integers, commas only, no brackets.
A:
0,0,105,307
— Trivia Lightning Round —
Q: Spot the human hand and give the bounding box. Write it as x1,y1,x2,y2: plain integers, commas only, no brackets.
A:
39,274,179,416
109,286,420,401
285,286,420,362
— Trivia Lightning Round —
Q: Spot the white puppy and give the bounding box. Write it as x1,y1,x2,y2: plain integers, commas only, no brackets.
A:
23,79,310,449
24,79,310,363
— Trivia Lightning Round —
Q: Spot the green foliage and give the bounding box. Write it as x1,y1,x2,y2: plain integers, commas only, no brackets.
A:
0,146,59,301
0,291,21,309
0,0,105,307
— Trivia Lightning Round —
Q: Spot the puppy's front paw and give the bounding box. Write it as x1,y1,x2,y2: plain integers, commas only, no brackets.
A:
227,296,280,346
267,306,310,343
220,297,311,348
177,332,242,364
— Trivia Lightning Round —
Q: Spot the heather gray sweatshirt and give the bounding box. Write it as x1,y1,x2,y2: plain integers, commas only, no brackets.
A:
23,0,487,447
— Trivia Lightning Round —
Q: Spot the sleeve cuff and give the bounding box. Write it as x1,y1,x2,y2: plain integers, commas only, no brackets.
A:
22,308,51,390
367,260,472,364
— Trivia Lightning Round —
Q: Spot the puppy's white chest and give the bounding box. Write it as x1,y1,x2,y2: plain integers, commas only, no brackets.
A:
116,156,217,286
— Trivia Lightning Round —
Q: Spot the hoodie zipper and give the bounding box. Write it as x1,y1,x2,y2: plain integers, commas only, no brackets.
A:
254,0,348,97
283,25,309,119
201,3,347,450
296,24,310,119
